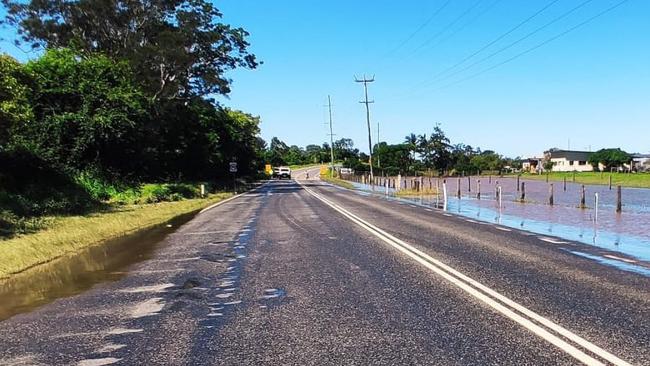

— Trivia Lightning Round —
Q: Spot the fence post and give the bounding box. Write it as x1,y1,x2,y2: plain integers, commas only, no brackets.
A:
467,176,471,192
609,175,612,190
549,183,554,206
563,176,567,192
520,182,525,202
580,185,586,209
517,175,520,192
457,177,461,198
442,180,448,211
616,185,622,213
477,180,481,200
594,193,599,224
397,174,401,190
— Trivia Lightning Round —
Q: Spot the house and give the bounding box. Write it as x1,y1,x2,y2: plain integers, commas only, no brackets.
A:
544,150,593,172
521,157,543,173
632,154,650,172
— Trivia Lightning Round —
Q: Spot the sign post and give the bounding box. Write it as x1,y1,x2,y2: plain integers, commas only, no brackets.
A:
229,162,238,194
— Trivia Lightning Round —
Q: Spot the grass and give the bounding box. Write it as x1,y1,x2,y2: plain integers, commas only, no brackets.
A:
320,175,355,189
0,192,232,279
514,172,650,189
395,188,439,197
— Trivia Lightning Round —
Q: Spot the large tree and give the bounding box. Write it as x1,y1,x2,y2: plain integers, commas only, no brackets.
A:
588,148,631,171
2,0,259,100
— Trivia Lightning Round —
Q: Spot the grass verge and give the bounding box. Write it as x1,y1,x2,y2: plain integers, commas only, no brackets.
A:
0,192,232,279
320,175,355,190
395,188,439,197
514,172,650,189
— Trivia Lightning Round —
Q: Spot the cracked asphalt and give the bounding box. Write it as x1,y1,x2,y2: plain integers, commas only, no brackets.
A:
1,169,649,365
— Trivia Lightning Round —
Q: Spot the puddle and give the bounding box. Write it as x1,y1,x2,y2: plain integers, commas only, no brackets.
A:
0,211,197,322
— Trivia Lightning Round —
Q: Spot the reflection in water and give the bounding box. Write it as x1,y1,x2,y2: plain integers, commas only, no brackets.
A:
349,179,650,263
0,212,196,322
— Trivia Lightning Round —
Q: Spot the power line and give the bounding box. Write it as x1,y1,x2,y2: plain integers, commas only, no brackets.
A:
427,0,597,87
355,75,375,181
411,0,485,55
439,0,631,90
418,0,560,87
383,0,452,58
426,0,503,52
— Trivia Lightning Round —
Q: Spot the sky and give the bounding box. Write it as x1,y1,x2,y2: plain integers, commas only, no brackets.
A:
1,0,649,157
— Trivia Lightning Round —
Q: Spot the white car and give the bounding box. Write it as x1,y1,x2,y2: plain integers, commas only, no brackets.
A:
272,167,292,179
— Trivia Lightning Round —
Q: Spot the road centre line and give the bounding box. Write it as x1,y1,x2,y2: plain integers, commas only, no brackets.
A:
300,183,631,366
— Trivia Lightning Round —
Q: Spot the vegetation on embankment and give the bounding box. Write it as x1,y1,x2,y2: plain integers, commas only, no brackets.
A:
515,172,650,189
0,193,232,279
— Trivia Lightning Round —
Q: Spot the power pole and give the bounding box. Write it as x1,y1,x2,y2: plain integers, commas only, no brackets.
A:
327,95,335,178
376,120,381,169
355,75,375,181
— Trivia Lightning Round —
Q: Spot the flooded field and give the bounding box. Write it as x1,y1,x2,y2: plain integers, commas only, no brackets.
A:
346,176,650,267
0,212,195,321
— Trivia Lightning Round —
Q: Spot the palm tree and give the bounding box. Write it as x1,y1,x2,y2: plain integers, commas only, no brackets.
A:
404,133,417,163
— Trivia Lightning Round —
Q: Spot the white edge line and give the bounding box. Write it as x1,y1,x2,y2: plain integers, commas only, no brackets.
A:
300,184,631,366
199,181,270,214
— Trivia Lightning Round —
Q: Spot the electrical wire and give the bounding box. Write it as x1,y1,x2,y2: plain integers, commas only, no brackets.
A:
439,0,631,90
411,0,485,55
426,0,597,88
422,0,561,86
383,0,452,58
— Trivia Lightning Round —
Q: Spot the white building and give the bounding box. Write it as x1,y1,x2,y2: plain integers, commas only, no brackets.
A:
632,154,650,172
544,150,593,172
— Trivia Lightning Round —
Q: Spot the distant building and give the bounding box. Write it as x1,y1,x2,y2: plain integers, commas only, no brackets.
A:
521,157,543,173
632,154,650,172
544,150,593,172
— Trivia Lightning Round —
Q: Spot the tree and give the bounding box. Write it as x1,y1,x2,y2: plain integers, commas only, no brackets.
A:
0,54,33,149
305,144,323,164
3,0,259,100
420,125,451,173
266,137,289,166
470,150,504,173
373,142,410,175
333,138,358,160
588,148,631,171
18,49,148,180
404,133,417,163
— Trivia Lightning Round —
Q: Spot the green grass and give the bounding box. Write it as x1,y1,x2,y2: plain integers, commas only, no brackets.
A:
395,188,439,197
514,172,650,189
320,175,355,189
0,192,232,279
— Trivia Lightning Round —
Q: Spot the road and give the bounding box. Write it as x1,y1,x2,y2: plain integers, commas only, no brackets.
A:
1,167,649,365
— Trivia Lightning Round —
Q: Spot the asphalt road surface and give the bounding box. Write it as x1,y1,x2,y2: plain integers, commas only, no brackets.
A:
1,167,649,365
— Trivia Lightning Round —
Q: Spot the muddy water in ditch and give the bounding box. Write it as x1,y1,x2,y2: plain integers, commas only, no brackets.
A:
0,211,196,321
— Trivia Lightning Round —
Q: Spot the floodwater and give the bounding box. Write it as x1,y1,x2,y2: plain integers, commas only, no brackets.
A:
0,211,197,321
348,176,650,270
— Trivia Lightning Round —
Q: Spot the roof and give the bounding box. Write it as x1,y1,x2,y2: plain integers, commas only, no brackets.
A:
547,150,592,161
632,153,650,159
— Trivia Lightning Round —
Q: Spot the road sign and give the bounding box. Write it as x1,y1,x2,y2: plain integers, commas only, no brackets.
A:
229,162,238,173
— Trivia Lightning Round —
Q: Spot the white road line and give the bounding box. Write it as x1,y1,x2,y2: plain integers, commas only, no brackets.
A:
603,254,638,264
538,237,569,244
199,181,271,213
300,184,631,366
78,358,121,366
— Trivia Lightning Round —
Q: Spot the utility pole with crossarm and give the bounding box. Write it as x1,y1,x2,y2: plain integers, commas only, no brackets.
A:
355,75,375,182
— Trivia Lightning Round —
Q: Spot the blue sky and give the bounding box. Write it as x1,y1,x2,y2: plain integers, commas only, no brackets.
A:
2,0,649,157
